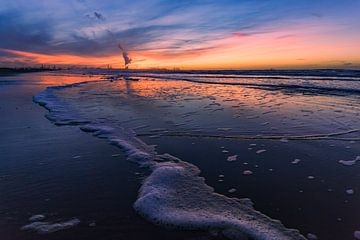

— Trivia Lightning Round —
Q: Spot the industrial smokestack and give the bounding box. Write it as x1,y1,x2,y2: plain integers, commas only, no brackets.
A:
118,44,132,69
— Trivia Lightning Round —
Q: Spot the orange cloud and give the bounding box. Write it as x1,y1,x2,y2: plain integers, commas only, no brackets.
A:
1,49,124,67
1,23,360,70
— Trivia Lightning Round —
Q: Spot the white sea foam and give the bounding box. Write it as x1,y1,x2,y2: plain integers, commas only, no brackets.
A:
354,231,360,239
21,218,80,234
228,188,237,193
291,159,301,164
33,79,307,240
256,149,267,154
227,155,238,162
89,221,96,227
346,189,354,195
243,170,253,176
29,214,45,221
338,156,359,166
135,161,305,240
306,233,318,240
33,83,91,126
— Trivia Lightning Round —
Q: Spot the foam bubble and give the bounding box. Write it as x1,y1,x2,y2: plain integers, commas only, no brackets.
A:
135,161,305,240
243,170,253,176
291,159,301,164
338,156,359,166
346,189,354,195
228,188,237,193
306,233,318,239
227,155,238,162
33,85,91,126
21,218,80,234
89,222,96,227
354,231,360,239
256,150,267,154
29,214,45,221
339,160,357,166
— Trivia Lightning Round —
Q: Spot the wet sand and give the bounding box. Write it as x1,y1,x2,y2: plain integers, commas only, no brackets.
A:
0,73,207,240
1,71,360,240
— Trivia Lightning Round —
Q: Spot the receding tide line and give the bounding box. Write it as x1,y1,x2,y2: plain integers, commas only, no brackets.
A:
137,129,360,141
33,79,307,240
137,74,360,94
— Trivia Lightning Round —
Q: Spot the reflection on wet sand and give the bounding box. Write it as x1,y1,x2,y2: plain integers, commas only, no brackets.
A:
31,71,360,239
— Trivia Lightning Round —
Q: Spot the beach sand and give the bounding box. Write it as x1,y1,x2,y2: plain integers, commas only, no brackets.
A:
1,71,360,240
0,73,207,240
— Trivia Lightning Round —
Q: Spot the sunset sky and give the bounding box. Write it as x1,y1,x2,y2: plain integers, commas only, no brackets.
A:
1,0,360,69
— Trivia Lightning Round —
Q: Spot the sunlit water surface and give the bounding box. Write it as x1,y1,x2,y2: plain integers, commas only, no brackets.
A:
1,70,360,240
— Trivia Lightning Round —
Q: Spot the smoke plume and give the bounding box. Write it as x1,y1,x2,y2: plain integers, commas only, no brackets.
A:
118,44,132,69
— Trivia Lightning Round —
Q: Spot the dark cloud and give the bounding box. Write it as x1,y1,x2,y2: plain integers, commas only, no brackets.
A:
94,12,105,20
85,11,105,21
0,1,287,58
0,49,37,66
0,11,53,53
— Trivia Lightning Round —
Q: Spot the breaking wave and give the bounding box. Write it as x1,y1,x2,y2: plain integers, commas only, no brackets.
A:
33,79,306,240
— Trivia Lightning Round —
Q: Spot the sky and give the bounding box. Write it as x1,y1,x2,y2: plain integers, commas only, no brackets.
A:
0,0,360,69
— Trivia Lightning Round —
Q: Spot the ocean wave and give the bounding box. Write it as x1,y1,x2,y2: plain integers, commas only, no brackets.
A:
135,74,360,95
33,79,307,240
21,218,80,234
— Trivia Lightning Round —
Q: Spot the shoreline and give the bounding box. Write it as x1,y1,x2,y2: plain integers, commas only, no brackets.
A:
0,73,208,240
1,71,360,239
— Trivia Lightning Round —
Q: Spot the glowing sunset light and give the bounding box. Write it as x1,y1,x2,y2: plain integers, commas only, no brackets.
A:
1,49,125,68
0,0,359,69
